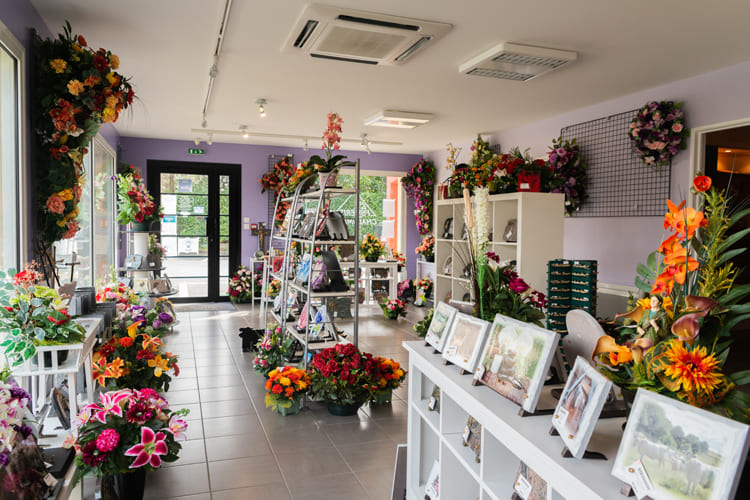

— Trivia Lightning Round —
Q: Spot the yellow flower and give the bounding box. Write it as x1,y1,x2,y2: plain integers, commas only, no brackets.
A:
663,341,723,402
49,58,67,73
56,219,67,227
279,377,291,386
105,72,118,85
67,79,85,96
296,380,307,390
102,108,116,123
72,43,83,53
110,54,120,69
57,189,74,201
148,355,170,377
106,96,118,109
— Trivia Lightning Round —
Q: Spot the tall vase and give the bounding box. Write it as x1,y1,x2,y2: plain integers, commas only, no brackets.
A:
101,469,146,500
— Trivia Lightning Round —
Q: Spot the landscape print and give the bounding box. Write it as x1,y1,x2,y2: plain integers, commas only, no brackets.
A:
613,390,749,500
425,301,456,351
475,315,557,411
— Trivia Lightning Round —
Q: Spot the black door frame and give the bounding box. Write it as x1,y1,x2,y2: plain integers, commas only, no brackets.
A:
147,160,242,302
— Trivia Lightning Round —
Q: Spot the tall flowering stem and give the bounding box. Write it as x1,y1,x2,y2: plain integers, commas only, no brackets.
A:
308,112,346,173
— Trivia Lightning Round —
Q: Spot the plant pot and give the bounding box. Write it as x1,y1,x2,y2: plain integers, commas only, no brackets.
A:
43,349,69,367
319,170,339,188
365,256,379,263
372,388,393,405
131,221,151,232
276,398,301,416
326,400,363,416
424,255,435,263
101,469,147,500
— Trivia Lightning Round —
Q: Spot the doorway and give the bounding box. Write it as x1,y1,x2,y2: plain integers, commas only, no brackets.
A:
147,160,241,301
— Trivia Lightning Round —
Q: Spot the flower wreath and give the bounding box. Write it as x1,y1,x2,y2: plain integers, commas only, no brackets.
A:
629,100,689,169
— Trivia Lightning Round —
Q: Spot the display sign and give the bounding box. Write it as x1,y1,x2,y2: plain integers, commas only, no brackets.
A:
187,148,205,155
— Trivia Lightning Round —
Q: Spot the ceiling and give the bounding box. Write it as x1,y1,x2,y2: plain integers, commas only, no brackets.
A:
29,0,750,154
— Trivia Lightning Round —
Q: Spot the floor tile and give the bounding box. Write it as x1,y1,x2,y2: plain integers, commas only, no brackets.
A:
197,374,245,389
207,455,283,490
163,494,211,500
163,439,206,467
144,463,210,499
287,472,370,500
355,466,396,500
204,432,272,461
163,389,201,405
211,483,291,500
275,447,349,488
200,398,255,418
337,439,399,472
323,420,390,446
202,414,264,438
199,385,249,402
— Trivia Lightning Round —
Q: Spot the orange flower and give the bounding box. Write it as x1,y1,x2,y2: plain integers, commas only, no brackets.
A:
693,175,711,192
663,199,707,240
663,341,724,403
108,357,125,378
593,335,634,367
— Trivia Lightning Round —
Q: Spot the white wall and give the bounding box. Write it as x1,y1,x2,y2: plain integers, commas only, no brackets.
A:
429,60,750,286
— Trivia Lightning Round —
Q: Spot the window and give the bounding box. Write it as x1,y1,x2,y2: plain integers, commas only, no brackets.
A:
0,23,24,270
54,136,116,285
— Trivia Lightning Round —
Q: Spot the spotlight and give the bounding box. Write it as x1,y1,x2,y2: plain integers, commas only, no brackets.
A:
240,125,249,139
360,133,372,154
256,98,267,118
201,113,207,128
194,138,200,146
303,139,309,151
207,132,213,146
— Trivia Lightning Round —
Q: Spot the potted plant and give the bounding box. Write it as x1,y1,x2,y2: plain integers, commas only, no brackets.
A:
379,298,407,320
415,278,434,298
360,233,385,262
371,357,407,405
285,161,317,193
112,303,174,338
0,268,86,367
67,388,188,500
414,307,434,337
308,344,379,415
115,165,163,231
307,112,346,187
264,365,311,416
252,327,294,377
415,235,435,262
227,266,254,303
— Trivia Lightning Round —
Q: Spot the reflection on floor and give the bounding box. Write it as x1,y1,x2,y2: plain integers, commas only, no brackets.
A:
144,302,429,500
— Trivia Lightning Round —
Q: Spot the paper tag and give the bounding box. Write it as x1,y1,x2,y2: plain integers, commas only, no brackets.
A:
627,460,655,499
428,397,437,411
519,182,530,190
43,473,58,488
476,364,485,378
514,474,532,499
445,345,457,357
462,425,471,443
556,407,569,422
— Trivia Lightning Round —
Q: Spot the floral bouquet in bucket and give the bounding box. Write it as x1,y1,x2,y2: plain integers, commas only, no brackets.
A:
308,344,379,408
265,366,311,415
67,388,188,491
380,298,407,320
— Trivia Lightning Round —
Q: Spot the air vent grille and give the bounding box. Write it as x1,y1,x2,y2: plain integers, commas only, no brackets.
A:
491,53,570,69
467,68,532,81
316,26,406,59
459,42,577,81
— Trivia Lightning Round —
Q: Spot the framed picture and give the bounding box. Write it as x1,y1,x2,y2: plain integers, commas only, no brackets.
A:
462,416,481,463
124,254,143,269
512,462,550,500
473,314,560,413
295,254,312,284
424,459,440,500
441,312,490,372
552,356,612,458
612,389,750,500
425,301,457,352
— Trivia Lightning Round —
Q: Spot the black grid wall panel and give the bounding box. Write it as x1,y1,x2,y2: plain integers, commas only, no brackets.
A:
268,155,285,250
561,109,671,217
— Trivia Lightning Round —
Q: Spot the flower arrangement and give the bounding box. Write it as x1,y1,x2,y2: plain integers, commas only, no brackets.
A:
0,374,31,467
260,156,295,227
414,307,434,337
253,326,294,377
285,162,317,192
0,268,85,366
267,279,281,299
93,325,179,392
34,22,135,245
380,298,407,320
68,388,188,482
629,100,689,169
308,112,346,173
116,167,162,225
264,366,311,411
227,265,255,303
547,137,588,215
415,278,433,298
479,258,548,326
401,158,436,235
373,356,407,391
308,344,379,406
360,233,385,261
445,143,462,172
415,234,435,260
592,175,750,422
112,303,174,338
147,234,166,262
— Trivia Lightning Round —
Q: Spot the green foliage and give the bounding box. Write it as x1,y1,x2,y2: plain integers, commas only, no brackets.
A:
414,308,433,337
478,264,546,327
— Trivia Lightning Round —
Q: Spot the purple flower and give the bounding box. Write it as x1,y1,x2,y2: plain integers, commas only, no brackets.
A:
508,278,529,294
10,386,30,401
152,320,162,329
133,315,146,323
0,452,8,466
157,312,173,324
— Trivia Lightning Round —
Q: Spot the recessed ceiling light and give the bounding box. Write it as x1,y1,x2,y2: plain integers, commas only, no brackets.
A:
364,110,433,128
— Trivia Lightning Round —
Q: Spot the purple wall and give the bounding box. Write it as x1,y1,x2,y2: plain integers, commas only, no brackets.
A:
118,137,422,278
429,60,750,287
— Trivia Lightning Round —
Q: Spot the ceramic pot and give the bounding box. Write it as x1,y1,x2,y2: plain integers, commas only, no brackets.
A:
424,255,435,263
371,388,393,405
131,221,151,232
318,170,339,188
326,400,363,416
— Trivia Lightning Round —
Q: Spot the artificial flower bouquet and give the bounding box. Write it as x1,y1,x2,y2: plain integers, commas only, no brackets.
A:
414,307,434,337
253,326,294,377
285,162,317,192
96,283,142,305
477,257,547,327
260,156,295,196
593,175,750,422
629,100,689,169
401,158,436,235
373,356,407,391
415,277,433,298
227,265,255,303
380,298,407,320
93,324,179,392
113,303,174,337
360,233,385,261
308,344,379,406
547,136,587,215
0,268,85,366
415,234,435,260
264,365,311,412
68,388,188,483
267,279,281,299
392,251,406,268
307,112,346,173
147,234,166,263
116,166,162,225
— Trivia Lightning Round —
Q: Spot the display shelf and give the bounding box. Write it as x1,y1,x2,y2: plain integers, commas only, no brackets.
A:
117,267,166,273
291,237,356,245
148,288,177,297
286,326,346,350
287,281,356,297
434,192,564,303
281,187,356,203
404,340,625,500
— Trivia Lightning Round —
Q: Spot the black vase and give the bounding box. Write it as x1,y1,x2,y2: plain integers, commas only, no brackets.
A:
101,469,147,500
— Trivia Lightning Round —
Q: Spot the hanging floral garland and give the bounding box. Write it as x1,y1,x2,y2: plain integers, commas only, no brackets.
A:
259,156,295,227
629,100,689,169
401,158,435,235
547,137,587,215
33,21,135,246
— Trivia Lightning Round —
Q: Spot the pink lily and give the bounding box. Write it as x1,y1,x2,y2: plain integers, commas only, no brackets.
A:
167,414,188,441
124,427,168,468
87,390,132,423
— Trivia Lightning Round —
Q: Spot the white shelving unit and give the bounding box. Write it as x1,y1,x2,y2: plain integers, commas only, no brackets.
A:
404,341,627,500
434,192,564,304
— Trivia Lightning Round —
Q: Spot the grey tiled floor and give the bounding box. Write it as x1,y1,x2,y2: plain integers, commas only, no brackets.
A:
145,302,428,500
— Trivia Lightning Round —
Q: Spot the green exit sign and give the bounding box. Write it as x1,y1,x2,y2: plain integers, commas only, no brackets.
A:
188,148,205,155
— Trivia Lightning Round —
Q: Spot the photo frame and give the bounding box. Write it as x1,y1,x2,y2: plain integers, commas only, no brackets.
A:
424,459,440,500
295,254,312,284
441,217,453,239
552,356,612,459
462,416,481,463
424,301,457,352
125,254,143,269
297,301,309,331
473,314,560,413
512,462,550,500
612,389,750,500
441,312,490,372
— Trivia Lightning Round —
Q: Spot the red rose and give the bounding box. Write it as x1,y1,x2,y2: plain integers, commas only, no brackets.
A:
272,384,283,394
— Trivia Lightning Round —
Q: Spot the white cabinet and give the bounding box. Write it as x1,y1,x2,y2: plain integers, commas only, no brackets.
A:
434,192,564,304
404,340,626,500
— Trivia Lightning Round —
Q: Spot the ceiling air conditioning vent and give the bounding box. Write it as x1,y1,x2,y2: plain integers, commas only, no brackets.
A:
282,3,451,65
459,42,577,81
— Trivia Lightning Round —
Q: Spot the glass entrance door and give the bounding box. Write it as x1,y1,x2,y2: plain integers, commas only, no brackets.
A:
148,161,240,301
